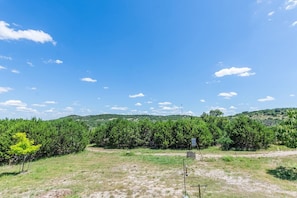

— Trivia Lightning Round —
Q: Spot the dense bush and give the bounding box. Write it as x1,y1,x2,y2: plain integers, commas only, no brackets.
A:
220,116,274,150
0,118,89,164
92,114,274,150
276,110,297,148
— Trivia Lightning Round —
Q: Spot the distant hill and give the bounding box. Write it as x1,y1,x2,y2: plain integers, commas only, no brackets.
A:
233,108,297,126
61,114,192,128
59,108,297,128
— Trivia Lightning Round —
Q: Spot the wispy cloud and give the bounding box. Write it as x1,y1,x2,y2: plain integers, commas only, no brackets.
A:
32,103,46,107
11,69,20,74
30,87,37,90
158,101,172,106
16,106,37,113
0,21,56,45
285,0,297,10
81,77,97,83
44,100,57,104
64,106,74,111
289,94,295,97
229,105,237,109
0,87,12,94
160,105,180,111
0,55,12,60
215,67,255,77
0,65,7,70
200,99,206,103
103,86,109,90
258,96,275,102
268,11,275,16
111,106,128,111
44,59,63,64
0,100,26,107
218,92,237,99
129,93,144,98
135,102,142,106
291,20,297,26
27,61,34,67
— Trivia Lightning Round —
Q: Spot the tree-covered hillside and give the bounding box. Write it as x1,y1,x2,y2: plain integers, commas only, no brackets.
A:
61,108,297,127
62,114,192,128
234,108,297,126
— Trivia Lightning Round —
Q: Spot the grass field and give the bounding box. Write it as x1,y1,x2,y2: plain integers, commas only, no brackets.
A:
1,146,297,198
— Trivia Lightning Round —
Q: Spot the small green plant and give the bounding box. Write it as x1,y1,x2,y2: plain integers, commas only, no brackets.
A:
267,166,297,181
221,156,234,162
10,132,41,173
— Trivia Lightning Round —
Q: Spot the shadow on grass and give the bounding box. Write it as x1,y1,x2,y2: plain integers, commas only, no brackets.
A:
267,166,297,181
0,171,21,178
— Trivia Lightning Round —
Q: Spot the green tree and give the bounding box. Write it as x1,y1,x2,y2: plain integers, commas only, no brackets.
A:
10,132,41,172
276,110,297,148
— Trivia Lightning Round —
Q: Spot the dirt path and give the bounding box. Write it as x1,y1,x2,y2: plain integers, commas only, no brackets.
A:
87,147,297,159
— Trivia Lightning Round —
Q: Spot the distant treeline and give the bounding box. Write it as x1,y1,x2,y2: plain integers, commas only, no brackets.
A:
0,118,89,164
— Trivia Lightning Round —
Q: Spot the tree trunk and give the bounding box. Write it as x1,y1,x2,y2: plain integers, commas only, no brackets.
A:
21,155,27,173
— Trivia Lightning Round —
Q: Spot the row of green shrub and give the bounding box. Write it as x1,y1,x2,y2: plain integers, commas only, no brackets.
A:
92,113,274,150
0,118,89,164
1,110,296,164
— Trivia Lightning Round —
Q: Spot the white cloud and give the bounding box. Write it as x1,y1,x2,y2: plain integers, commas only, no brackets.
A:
135,102,142,106
0,21,56,45
64,106,74,111
230,105,237,109
11,69,20,74
44,100,57,104
32,103,46,107
200,99,206,103
81,77,97,83
147,101,153,104
0,55,12,60
44,59,63,64
285,0,297,10
268,11,275,16
218,92,237,99
291,20,297,26
161,105,180,111
129,93,145,98
0,87,12,94
111,106,128,111
27,61,34,67
30,87,37,90
55,59,63,64
45,108,55,113
290,94,295,97
0,65,7,70
103,86,109,90
215,67,255,77
158,101,172,106
16,106,37,113
0,100,26,107
257,96,275,102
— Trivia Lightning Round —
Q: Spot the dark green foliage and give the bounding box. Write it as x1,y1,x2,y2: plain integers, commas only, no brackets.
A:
0,118,89,164
267,166,297,180
220,116,274,150
276,110,297,148
93,117,214,149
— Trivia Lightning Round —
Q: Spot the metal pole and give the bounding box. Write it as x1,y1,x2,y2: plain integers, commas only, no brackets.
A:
183,159,187,196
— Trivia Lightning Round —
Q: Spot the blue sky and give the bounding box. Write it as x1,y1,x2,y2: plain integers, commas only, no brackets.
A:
0,0,297,120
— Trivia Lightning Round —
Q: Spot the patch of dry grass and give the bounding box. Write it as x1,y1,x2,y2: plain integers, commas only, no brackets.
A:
0,148,297,197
